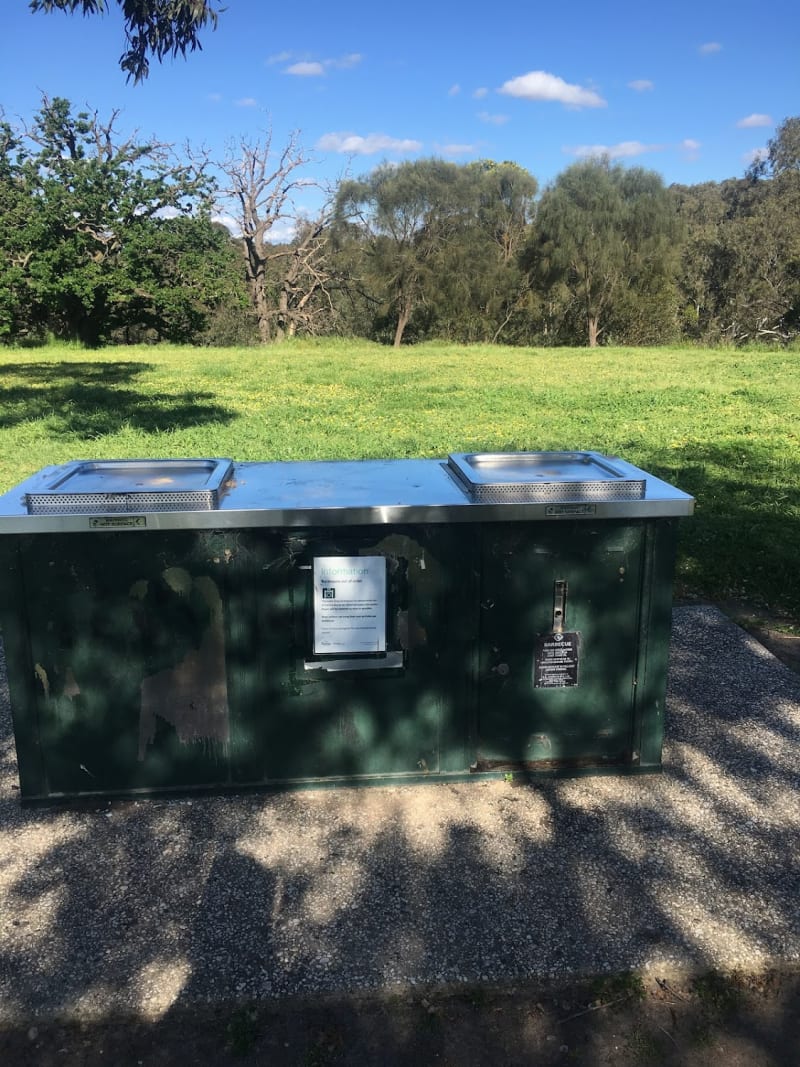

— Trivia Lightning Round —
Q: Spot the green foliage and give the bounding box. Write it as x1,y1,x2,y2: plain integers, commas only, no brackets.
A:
335,158,538,346
675,171,800,343
0,96,245,346
529,159,680,346
1,97,799,349
29,0,222,83
112,215,249,343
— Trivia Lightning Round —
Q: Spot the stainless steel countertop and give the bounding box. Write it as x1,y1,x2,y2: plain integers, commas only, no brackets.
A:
0,456,694,533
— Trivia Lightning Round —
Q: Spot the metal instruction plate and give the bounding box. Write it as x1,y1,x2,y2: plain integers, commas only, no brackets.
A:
533,631,581,688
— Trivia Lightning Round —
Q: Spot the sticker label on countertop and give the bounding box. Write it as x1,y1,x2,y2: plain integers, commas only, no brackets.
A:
533,631,581,688
545,504,597,517
89,516,147,529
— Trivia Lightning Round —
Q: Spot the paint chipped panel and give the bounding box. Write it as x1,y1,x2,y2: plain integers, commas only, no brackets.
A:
138,569,230,760
34,663,50,699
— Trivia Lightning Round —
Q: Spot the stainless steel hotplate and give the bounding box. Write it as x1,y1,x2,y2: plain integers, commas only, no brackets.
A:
447,451,647,503
23,458,234,514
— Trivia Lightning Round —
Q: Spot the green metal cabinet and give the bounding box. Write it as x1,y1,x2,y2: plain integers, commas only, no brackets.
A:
0,453,692,802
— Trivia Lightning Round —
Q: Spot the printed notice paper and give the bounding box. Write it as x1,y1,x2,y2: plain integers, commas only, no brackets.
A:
313,556,387,654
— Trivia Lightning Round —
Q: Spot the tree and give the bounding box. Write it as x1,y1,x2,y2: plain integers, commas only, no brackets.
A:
113,215,249,343
529,159,679,346
29,0,223,82
469,160,538,343
336,159,481,347
672,122,800,348
713,181,800,344
271,215,340,339
0,119,41,339
217,130,332,344
748,116,800,180
672,181,727,340
0,95,223,345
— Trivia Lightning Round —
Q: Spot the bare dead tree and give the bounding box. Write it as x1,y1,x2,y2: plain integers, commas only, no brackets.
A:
218,129,327,344
270,208,339,340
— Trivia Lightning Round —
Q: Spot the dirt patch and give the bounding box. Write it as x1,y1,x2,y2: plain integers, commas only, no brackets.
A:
2,970,799,1066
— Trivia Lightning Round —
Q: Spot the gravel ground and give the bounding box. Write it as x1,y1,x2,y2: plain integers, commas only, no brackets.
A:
0,604,798,1028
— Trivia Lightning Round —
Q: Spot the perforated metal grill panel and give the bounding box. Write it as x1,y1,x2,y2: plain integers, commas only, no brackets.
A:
467,479,646,503
25,491,216,514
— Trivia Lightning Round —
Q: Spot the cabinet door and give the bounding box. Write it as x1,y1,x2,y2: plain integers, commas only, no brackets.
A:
19,531,233,796
477,522,644,768
229,526,478,783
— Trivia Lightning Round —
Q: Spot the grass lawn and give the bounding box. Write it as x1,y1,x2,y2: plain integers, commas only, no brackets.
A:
1,338,798,618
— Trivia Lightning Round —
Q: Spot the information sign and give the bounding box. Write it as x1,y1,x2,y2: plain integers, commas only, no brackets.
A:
313,556,387,655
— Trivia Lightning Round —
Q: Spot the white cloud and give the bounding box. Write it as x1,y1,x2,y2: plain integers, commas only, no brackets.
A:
264,219,298,244
212,213,241,237
743,147,768,165
213,213,297,243
566,140,664,159
331,53,362,69
699,41,722,54
477,110,509,125
235,97,258,108
286,61,325,76
681,139,701,151
266,51,292,65
438,143,477,156
628,79,654,92
207,92,222,103
448,83,461,96
316,132,423,155
499,70,606,108
473,87,488,99
737,113,772,128
282,53,362,77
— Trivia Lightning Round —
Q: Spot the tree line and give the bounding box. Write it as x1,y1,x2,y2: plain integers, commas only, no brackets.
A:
1,96,798,348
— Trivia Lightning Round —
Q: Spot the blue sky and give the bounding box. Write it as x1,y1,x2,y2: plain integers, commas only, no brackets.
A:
2,0,798,230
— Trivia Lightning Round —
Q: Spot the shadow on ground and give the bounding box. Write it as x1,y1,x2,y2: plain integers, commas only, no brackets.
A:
2,971,799,1065
0,362,235,437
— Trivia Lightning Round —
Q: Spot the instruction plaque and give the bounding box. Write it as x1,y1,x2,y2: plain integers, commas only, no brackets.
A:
313,556,387,655
533,631,581,688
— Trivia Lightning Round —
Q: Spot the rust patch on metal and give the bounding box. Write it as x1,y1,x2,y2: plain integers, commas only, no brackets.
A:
138,571,229,759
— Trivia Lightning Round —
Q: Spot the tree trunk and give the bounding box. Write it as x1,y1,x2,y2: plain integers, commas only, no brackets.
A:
393,309,409,347
393,296,412,347
588,314,600,347
250,270,271,343
275,283,289,341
